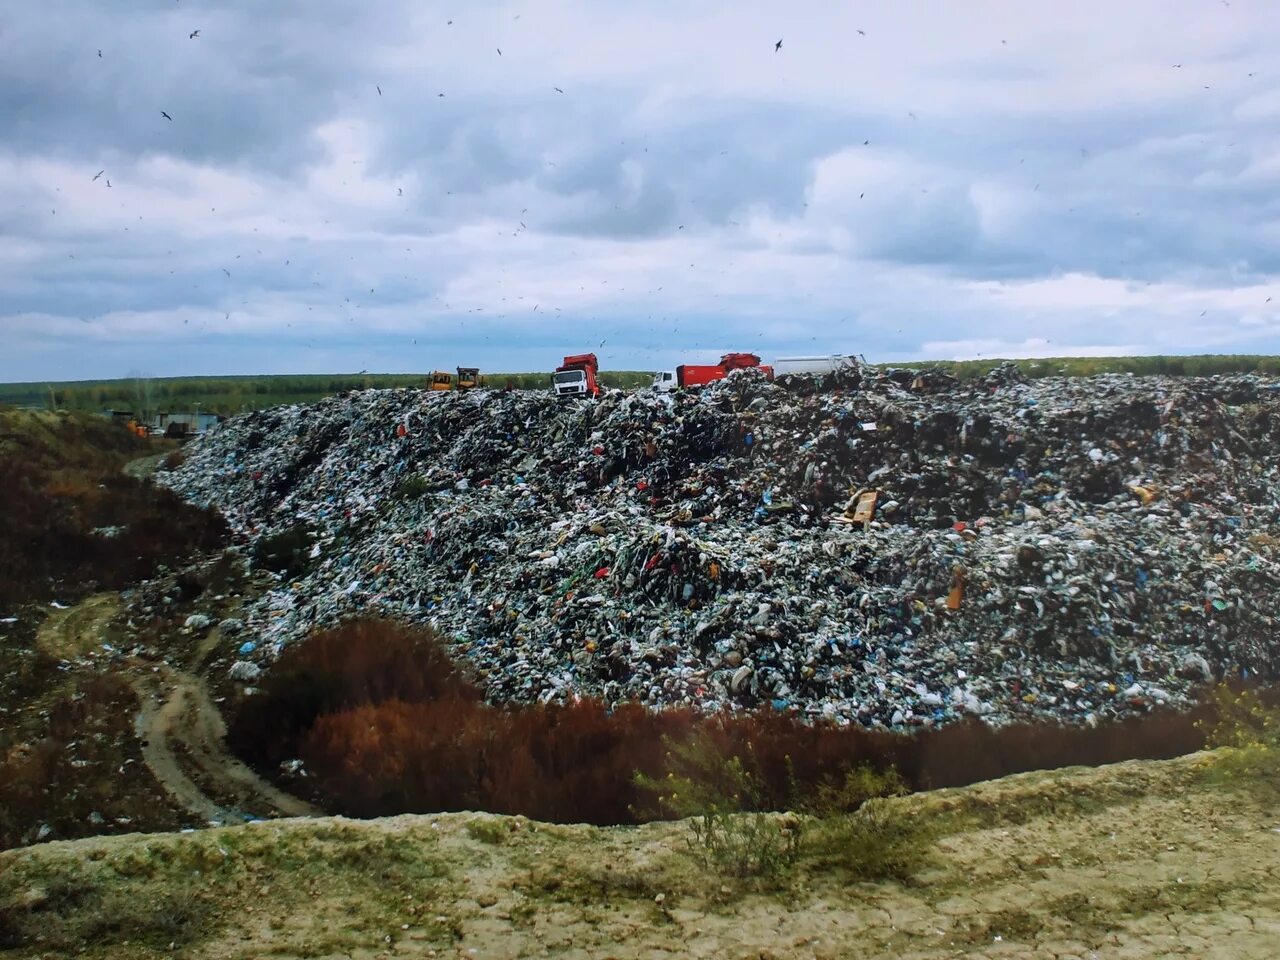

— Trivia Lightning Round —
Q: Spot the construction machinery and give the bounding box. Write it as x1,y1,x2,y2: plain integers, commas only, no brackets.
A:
553,353,601,398
652,352,774,393
455,367,481,391
428,371,453,391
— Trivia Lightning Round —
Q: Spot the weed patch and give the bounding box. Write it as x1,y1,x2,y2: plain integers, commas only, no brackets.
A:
249,522,316,579
1200,683,1280,798
465,819,509,845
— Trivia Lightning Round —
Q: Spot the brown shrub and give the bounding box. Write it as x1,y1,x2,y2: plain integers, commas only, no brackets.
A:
238,618,1218,826
228,619,479,769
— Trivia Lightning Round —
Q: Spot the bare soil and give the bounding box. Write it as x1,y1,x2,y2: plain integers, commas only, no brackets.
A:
2,751,1277,959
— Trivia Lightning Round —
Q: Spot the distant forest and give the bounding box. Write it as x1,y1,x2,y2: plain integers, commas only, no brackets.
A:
0,371,654,416
2,355,1279,416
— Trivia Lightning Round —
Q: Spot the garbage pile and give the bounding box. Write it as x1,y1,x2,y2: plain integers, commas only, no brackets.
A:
161,365,1280,728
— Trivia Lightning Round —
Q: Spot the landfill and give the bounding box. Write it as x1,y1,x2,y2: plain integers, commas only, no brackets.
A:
159,362,1280,729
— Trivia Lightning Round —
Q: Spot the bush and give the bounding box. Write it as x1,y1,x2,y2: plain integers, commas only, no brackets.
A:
0,676,160,849
233,618,1222,832
393,474,432,499
635,733,803,880
803,801,937,882
249,522,315,579
1200,683,1280,796
228,618,478,771
635,733,916,881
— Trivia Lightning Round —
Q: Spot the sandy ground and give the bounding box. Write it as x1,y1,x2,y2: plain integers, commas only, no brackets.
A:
2,751,1277,959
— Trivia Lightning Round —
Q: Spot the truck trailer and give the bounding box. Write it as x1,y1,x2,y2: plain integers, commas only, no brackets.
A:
771,355,858,377
652,352,773,393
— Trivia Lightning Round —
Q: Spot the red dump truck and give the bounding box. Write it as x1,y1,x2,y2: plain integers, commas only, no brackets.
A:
553,353,601,398
652,352,773,392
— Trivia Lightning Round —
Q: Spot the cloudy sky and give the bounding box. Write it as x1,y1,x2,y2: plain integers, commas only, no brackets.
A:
2,0,1279,382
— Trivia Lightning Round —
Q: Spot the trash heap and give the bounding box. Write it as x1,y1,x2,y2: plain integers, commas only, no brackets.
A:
161,364,1280,728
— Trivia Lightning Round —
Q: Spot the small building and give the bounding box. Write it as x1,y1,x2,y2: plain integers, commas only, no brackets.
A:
151,412,223,437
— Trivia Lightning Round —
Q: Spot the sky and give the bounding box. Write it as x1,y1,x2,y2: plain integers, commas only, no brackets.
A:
2,0,1279,382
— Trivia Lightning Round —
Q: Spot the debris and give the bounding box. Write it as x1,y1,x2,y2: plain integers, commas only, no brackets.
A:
161,367,1280,729
229,661,262,682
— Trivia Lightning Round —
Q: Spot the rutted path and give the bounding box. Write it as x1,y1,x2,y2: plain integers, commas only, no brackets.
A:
36,593,319,825
122,450,170,480
130,632,320,822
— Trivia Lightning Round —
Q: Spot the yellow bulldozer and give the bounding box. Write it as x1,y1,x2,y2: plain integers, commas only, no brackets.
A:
427,367,482,391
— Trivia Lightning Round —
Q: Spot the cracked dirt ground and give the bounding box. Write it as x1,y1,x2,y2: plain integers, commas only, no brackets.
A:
2,751,1278,959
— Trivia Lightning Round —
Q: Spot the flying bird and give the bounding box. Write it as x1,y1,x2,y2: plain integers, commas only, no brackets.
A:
377,85,382,95
554,86,564,93
92,170,104,181
497,47,502,55
106,179,112,187
397,187,402,195
189,29,199,39
161,111,173,121
857,29,866,36
775,39,782,51
222,268,231,276
98,49,102,57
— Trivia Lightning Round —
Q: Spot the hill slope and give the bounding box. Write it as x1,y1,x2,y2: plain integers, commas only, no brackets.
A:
2,752,1277,959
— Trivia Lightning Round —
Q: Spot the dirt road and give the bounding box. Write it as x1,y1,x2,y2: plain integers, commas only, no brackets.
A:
35,593,317,826
132,660,317,822
122,450,171,480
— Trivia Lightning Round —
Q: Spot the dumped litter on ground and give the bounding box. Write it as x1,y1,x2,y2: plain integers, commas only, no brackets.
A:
160,363,1280,729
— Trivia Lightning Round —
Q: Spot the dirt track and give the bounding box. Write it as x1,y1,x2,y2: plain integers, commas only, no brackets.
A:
35,593,317,825
131,662,318,823
121,450,170,480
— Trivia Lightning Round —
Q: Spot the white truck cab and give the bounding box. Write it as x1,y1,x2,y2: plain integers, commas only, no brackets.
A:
651,370,677,393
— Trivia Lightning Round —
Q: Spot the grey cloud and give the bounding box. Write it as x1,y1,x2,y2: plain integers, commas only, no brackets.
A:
3,0,1280,381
